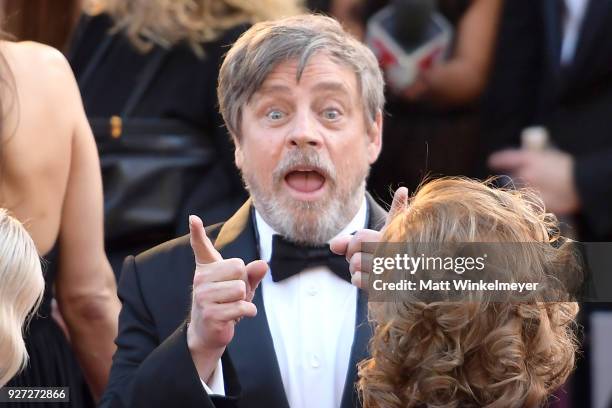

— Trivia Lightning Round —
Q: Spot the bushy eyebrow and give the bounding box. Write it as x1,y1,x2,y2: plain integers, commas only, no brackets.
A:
249,85,292,106
255,84,293,96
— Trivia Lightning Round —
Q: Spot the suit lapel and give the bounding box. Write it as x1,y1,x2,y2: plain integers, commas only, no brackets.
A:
213,199,257,257
214,199,290,408
340,194,387,408
365,193,389,232
340,289,372,408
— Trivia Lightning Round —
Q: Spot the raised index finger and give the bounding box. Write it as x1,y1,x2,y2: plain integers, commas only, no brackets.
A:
189,215,223,265
384,186,409,229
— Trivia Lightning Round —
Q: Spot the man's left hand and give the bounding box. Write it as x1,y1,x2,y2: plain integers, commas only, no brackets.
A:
488,149,580,215
330,187,409,288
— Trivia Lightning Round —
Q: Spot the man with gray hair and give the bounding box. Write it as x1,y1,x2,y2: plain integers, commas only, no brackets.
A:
101,14,387,408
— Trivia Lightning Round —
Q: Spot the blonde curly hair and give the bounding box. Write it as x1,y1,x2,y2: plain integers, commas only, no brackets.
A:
358,178,580,408
85,0,304,54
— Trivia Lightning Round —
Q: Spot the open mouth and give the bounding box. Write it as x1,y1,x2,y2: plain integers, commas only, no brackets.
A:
284,167,327,196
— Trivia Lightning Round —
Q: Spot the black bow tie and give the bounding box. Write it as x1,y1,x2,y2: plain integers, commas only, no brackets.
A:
269,235,351,283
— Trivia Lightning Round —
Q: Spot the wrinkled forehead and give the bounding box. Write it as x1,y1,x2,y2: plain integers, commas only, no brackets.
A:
249,54,359,101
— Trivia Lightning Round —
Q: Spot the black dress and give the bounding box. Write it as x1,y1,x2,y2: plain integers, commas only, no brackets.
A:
6,246,95,408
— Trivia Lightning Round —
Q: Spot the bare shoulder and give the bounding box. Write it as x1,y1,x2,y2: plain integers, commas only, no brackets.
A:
0,41,85,142
0,41,79,185
1,41,71,78
0,41,79,107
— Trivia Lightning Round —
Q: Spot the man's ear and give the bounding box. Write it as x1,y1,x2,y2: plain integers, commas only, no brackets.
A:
366,110,383,164
233,134,244,170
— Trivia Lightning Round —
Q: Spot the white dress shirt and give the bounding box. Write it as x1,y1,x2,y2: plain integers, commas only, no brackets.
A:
202,198,367,407
561,0,590,65
201,360,224,395
257,198,366,408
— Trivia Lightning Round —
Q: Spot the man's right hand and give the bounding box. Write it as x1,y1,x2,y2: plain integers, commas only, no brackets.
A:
186,215,268,383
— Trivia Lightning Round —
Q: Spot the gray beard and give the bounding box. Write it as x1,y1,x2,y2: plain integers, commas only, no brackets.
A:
249,180,366,245
240,147,369,245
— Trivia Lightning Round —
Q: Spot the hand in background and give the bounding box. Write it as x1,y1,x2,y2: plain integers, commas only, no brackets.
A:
401,71,432,101
488,149,580,215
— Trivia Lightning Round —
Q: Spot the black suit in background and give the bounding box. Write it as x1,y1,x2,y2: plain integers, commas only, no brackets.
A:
483,1,612,406
100,195,387,408
483,0,612,241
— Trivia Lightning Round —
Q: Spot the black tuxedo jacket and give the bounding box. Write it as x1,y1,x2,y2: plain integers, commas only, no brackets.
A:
483,0,612,240
100,195,387,408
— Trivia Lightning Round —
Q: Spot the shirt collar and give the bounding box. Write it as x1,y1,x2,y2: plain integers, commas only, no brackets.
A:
254,196,368,262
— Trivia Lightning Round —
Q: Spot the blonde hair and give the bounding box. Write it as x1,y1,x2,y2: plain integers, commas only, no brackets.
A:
358,178,580,408
0,209,44,387
85,0,304,54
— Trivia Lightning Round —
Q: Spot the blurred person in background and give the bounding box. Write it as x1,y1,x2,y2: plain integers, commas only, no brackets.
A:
0,209,45,388
486,0,612,242
336,178,580,407
308,0,502,202
69,0,302,276
0,37,120,405
484,1,612,406
368,0,502,201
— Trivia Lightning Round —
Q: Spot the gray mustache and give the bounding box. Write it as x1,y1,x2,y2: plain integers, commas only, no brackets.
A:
272,150,336,184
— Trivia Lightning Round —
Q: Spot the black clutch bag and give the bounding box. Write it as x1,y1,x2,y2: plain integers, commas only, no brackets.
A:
90,116,217,243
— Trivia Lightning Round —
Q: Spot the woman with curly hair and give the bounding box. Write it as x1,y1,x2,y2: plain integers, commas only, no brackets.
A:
334,178,580,408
